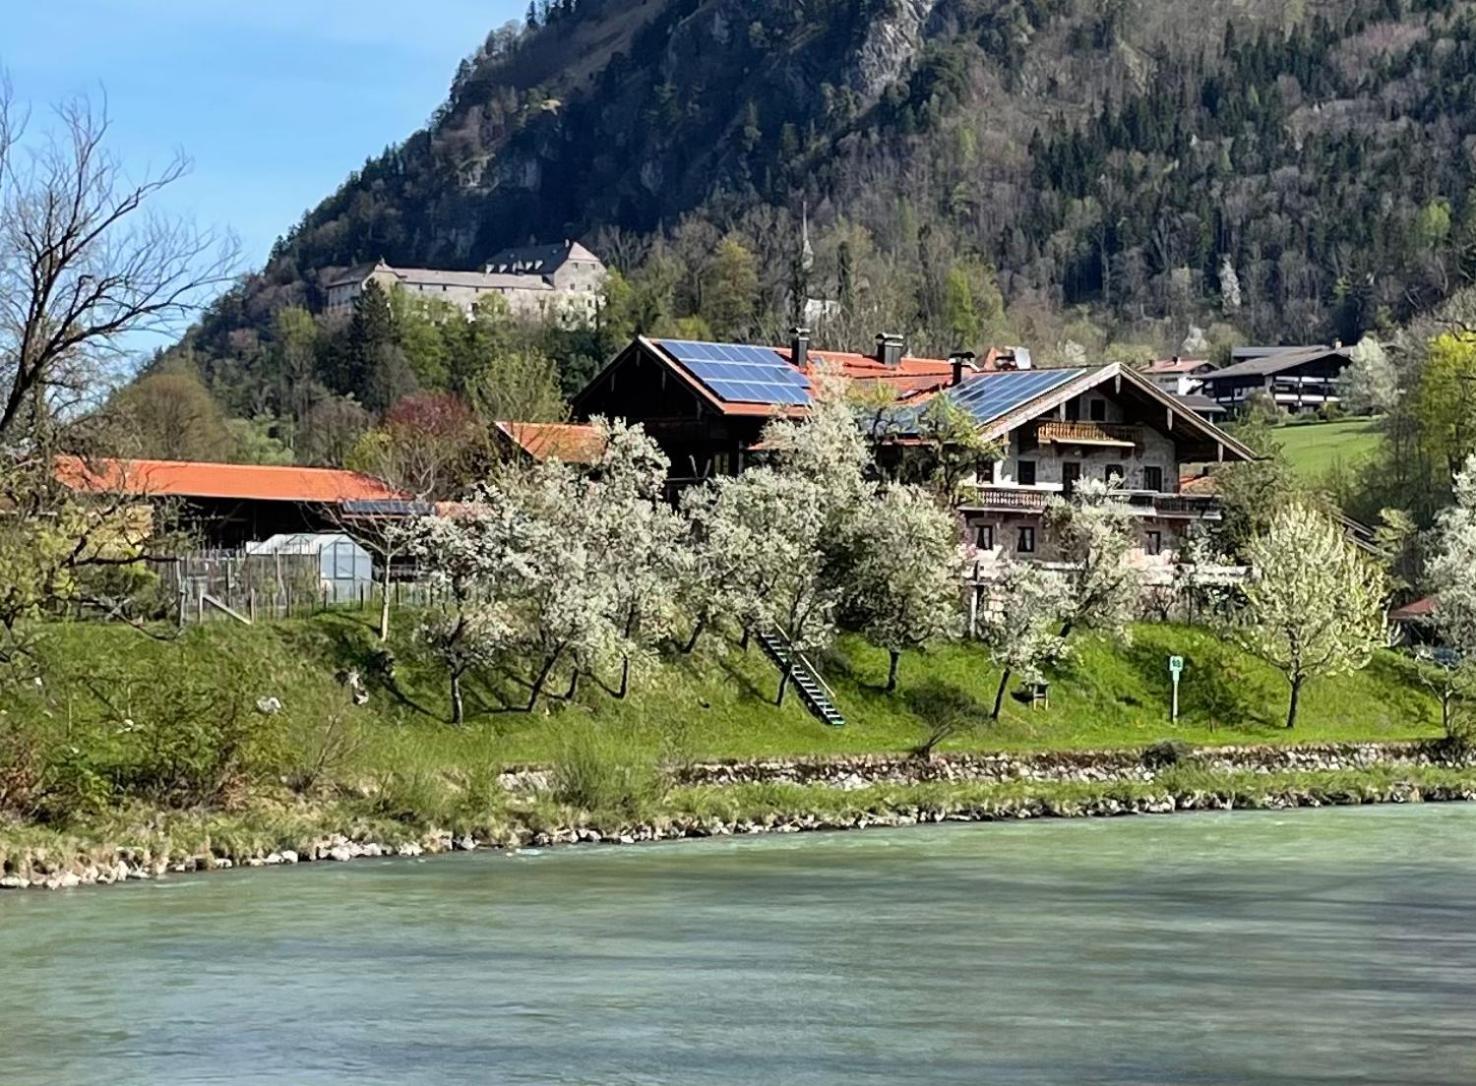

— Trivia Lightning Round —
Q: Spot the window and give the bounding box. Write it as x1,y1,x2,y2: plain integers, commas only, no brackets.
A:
331,542,357,580
975,524,995,550
1146,530,1163,557
1105,463,1125,484
1064,398,1081,422
1143,466,1163,493
1089,399,1107,421
1062,462,1081,495
981,460,997,484
1017,526,1036,553
1017,460,1037,486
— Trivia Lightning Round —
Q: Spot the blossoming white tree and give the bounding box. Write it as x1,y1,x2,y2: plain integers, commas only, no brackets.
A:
1336,336,1399,416
581,419,686,697
1238,502,1386,729
842,483,965,691
1046,477,1142,640
1422,454,1476,735
976,560,1072,720
1428,455,1476,657
405,507,520,725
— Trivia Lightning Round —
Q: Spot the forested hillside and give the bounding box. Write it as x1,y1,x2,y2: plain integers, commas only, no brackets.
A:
165,0,1476,453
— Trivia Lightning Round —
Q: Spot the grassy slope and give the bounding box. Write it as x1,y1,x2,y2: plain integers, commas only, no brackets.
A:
1274,419,1382,481
23,612,1439,776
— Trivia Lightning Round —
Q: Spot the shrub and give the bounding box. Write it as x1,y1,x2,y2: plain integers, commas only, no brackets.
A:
1143,739,1196,769
371,766,457,825
550,726,665,818
92,645,291,807
905,680,985,759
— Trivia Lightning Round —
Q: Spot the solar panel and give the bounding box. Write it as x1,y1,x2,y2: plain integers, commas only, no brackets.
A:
658,339,812,405
877,368,1086,435
946,368,1085,426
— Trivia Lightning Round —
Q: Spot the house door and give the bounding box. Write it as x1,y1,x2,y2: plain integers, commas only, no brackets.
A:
1062,462,1081,497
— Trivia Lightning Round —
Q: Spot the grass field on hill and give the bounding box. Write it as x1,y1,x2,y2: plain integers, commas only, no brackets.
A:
1274,418,1382,481
14,611,1440,774
0,613,1447,862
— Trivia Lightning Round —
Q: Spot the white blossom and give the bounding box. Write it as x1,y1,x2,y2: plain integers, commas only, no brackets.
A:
1237,502,1387,728
975,559,1071,719
842,483,966,690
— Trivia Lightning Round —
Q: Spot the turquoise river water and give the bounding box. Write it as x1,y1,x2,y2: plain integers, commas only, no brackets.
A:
3,805,1476,1084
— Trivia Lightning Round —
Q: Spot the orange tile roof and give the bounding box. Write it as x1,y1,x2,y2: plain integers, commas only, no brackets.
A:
778,347,961,399
55,456,404,503
494,422,607,464
1178,471,1219,496
1389,595,1438,622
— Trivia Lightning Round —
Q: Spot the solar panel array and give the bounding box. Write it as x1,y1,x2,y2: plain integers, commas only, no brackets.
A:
946,368,1085,426
657,339,811,406
877,367,1087,435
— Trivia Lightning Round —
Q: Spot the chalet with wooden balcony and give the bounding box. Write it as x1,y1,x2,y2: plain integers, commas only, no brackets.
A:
1199,345,1353,415
570,333,1257,568
877,362,1256,566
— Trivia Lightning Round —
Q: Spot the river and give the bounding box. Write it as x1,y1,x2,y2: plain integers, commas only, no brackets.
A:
3,805,1475,1084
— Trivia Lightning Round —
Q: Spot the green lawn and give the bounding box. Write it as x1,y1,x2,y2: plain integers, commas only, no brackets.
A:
19,613,1441,778
1274,418,1382,481
0,615,1446,856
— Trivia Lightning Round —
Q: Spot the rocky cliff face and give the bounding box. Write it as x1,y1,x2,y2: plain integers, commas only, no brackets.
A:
848,0,939,99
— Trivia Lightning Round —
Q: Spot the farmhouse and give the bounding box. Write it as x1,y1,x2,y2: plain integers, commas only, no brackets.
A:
54,457,404,549
571,332,1256,566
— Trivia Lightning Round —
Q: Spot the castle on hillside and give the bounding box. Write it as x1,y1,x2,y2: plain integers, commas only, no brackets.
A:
323,240,606,322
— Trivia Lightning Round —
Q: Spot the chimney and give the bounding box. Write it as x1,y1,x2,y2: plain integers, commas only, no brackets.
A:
875,332,905,368
790,327,811,369
948,350,976,387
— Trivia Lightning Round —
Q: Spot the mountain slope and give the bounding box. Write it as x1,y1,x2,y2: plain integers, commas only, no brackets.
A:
189,0,1476,411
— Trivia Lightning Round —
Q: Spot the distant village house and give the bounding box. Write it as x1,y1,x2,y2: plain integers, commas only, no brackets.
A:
1200,345,1353,415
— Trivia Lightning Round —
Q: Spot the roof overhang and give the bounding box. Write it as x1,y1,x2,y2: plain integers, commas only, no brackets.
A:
572,335,809,422
978,364,1257,462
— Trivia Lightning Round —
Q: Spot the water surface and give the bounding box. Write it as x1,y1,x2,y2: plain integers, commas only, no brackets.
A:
3,805,1476,1084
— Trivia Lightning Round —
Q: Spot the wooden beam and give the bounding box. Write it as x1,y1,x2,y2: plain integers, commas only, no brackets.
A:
1217,441,1224,462
1166,407,1173,430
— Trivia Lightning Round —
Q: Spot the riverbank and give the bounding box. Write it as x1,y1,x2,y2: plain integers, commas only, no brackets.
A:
6,744,1475,892
1,617,1457,892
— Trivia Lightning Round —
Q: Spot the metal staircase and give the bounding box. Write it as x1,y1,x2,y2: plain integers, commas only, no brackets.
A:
756,629,846,728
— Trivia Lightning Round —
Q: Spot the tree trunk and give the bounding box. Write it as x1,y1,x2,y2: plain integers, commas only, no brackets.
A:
565,669,580,700
377,561,392,642
1286,675,1302,729
682,616,706,655
886,649,901,692
991,668,1012,721
776,667,791,707
617,656,630,699
526,651,561,712
449,671,465,726
740,626,751,651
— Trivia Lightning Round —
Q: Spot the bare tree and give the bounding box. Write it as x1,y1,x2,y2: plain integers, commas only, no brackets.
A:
0,80,237,443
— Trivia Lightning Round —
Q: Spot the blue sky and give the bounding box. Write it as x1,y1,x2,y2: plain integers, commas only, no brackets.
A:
4,1,524,271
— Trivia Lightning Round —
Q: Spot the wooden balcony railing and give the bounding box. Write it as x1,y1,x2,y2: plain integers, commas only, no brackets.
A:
1034,421,1142,447
965,487,1052,512
964,486,1222,519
